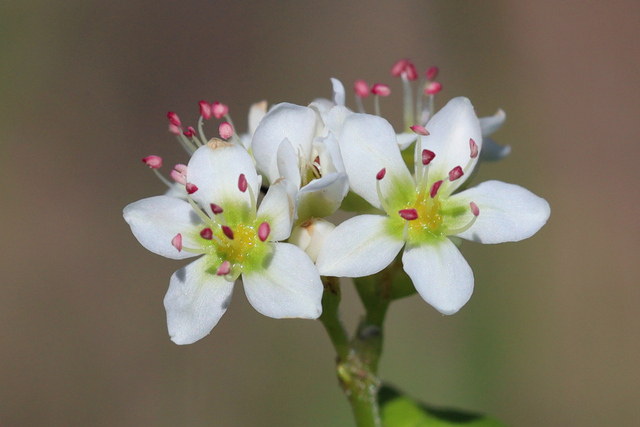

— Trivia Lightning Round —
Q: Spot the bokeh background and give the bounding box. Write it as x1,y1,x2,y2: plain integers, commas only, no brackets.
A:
2,1,639,426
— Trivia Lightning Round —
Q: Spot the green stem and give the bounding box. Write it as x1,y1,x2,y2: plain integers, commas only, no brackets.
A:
320,274,393,427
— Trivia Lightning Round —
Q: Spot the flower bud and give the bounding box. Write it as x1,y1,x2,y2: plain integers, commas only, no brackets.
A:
289,218,336,263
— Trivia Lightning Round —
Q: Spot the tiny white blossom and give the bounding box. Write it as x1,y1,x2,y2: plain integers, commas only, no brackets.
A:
124,141,323,344
251,99,349,220
316,97,550,315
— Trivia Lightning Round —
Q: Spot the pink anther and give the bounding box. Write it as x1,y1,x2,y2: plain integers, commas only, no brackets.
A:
142,155,162,169
354,79,370,98
422,149,436,165
398,208,419,221
199,100,212,120
216,260,231,276
376,168,386,180
258,222,270,242
371,83,391,96
424,82,442,95
470,201,480,217
410,125,430,136
200,228,213,240
212,102,229,119
171,233,183,252
186,183,198,194
219,122,233,140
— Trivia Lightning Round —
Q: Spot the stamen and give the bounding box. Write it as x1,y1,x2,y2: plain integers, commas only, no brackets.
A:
212,102,229,119
399,209,419,221
183,126,197,138
391,59,409,77
171,234,183,252
425,66,439,81
430,180,443,198
221,225,234,240
200,228,213,240
422,149,436,165
216,260,231,276
354,79,369,98
469,138,478,159
375,169,393,214
371,83,390,96
199,100,212,120
210,203,224,215
371,83,390,117
167,111,181,127
424,82,442,95
186,183,198,194
448,166,464,182
219,122,233,140
446,203,479,235
142,155,162,169
258,222,270,242
404,62,418,81
238,174,248,193
411,125,430,136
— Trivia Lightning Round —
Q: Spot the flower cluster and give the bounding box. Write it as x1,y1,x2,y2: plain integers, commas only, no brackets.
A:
125,58,550,344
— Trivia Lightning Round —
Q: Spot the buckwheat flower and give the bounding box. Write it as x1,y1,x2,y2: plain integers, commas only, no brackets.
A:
251,101,349,220
124,141,323,344
316,97,550,314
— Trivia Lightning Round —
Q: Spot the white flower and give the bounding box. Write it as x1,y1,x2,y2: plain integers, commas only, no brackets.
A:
316,97,550,315
251,101,349,220
124,141,323,344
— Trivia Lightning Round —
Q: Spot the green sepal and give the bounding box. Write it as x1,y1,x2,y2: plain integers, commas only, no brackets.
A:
380,385,508,427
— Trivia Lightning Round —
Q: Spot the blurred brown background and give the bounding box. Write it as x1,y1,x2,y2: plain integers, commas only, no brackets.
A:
1,1,639,426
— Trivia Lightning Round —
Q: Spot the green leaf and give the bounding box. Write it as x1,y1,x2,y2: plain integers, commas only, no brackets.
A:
380,386,507,427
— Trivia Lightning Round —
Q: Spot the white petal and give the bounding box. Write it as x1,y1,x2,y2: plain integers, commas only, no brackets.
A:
276,138,302,188
480,137,511,162
316,215,404,277
242,243,323,319
422,97,482,190
450,180,551,244
256,178,297,241
297,171,349,219
315,132,345,174
187,143,260,215
251,103,319,183
331,78,346,107
397,132,418,150
123,196,203,260
248,100,268,137
338,113,414,209
164,256,235,344
479,109,506,137
402,239,474,315
323,105,353,137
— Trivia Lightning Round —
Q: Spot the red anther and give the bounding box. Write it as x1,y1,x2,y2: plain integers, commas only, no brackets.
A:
212,102,229,119
422,149,436,165
353,79,370,98
371,83,391,96
391,59,409,77
430,180,443,198
186,183,198,194
258,222,270,242
221,225,234,240
470,201,480,217
424,81,442,95
167,111,181,127
199,100,212,120
399,208,419,221
216,260,231,276
219,122,233,139
200,228,213,240
183,126,196,138
404,61,418,81
210,203,223,215
448,166,464,181
425,66,439,81
469,138,479,159
410,125,430,136
169,123,181,135
238,174,248,192
171,233,183,252
376,168,386,180
142,155,162,169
